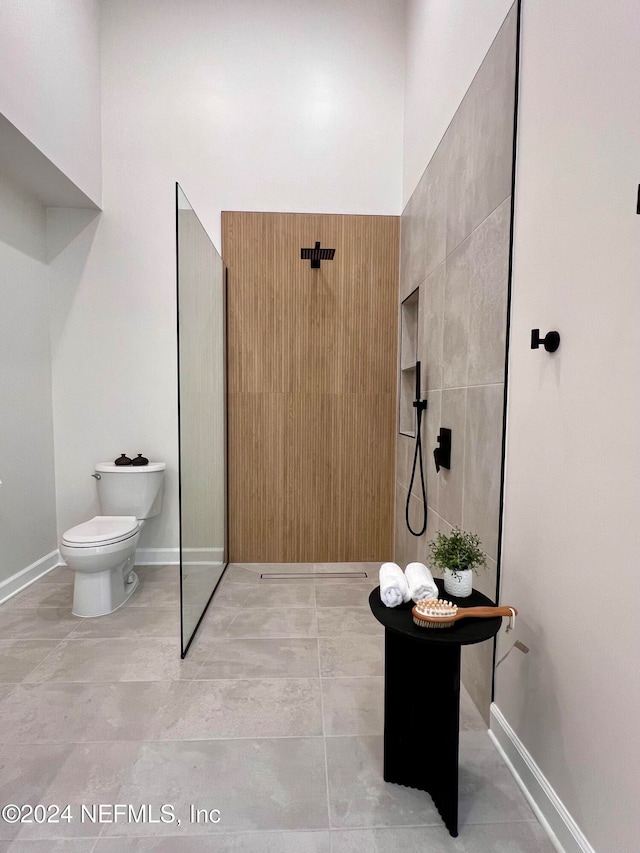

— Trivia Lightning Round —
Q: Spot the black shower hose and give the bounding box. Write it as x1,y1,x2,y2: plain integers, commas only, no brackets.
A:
405,404,427,536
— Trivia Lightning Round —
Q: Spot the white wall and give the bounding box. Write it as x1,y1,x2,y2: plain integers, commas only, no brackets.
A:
0,172,57,583
0,0,102,205
0,0,101,584
102,0,405,248
402,0,514,205
496,2,640,851
50,0,405,554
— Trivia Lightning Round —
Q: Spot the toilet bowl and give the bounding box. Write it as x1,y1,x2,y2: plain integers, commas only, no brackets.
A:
61,516,141,617
61,462,165,618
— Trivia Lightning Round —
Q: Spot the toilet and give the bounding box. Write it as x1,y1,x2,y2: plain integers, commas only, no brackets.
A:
60,462,166,617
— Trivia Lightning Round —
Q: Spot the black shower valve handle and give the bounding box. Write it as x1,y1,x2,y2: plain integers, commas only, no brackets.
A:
433,428,451,473
531,328,560,353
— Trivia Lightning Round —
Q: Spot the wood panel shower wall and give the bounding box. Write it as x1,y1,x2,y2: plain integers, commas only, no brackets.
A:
223,212,399,563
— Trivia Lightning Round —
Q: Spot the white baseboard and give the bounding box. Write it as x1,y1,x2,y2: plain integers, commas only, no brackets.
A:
0,550,60,605
135,547,178,565
135,547,224,566
490,704,595,853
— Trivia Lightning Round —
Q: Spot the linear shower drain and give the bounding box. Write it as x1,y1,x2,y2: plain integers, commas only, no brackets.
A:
260,572,368,580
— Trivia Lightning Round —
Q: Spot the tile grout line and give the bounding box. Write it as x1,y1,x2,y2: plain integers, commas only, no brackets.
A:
443,192,511,265
316,592,334,840
4,727,491,747
4,623,382,642
98,829,345,840
89,826,103,852
182,590,250,682
19,638,68,683
425,382,504,394
4,822,540,845
3,735,329,747
18,676,353,686
0,682,17,705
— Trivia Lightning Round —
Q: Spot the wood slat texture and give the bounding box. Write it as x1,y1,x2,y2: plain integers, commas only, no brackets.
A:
223,211,399,562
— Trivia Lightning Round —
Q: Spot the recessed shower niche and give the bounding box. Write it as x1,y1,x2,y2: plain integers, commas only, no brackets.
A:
399,288,419,437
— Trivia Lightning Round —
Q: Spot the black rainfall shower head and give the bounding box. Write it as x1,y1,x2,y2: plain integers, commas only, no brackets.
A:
301,241,335,269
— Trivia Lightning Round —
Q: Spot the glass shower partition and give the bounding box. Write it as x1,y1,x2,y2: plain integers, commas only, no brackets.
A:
176,183,228,657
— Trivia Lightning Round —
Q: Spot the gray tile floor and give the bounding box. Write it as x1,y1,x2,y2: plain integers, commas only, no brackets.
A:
0,563,553,852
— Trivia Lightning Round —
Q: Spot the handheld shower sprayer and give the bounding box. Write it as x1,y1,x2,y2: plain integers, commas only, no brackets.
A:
405,362,428,536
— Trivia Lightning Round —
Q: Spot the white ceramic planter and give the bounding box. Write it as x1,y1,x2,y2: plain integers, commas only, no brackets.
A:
443,568,473,598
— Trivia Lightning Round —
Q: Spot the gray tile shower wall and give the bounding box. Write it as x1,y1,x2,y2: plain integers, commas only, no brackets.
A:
394,4,517,723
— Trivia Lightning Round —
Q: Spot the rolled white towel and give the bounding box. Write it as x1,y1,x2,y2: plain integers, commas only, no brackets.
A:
379,562,411,608
405,562,439,603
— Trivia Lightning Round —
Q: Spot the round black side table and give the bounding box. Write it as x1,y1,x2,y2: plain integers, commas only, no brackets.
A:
369,578,502,837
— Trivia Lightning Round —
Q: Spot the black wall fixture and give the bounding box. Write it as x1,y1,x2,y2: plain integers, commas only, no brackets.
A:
433,428,451,472
531,328,560,353
301,241,335,269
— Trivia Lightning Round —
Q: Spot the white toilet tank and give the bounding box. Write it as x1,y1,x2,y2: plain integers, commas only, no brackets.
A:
94,462,166,519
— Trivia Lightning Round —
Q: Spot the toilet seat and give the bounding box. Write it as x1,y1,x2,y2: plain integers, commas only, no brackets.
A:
62,516,139,548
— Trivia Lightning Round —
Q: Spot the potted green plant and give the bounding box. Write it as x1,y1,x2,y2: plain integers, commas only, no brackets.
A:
428,527,487,597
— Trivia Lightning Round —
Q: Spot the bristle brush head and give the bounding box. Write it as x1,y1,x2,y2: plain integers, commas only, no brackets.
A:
412,598,458,628
413,615,452,628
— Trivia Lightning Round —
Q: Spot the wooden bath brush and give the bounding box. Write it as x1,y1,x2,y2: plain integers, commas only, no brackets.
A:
412,598,518,630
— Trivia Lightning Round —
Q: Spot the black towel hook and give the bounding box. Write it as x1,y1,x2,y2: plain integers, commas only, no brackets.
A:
531,329,560,353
